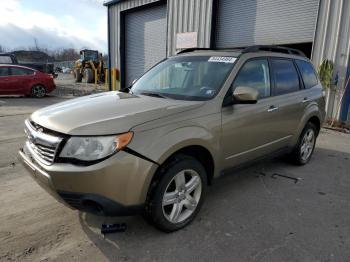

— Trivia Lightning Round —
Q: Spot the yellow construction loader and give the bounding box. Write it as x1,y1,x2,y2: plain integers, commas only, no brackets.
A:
74,49,104,83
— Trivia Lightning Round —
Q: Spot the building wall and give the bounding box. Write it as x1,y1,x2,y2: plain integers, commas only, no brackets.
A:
312,0,350,121
167,0,213,56
108,0,213,69
108,0,160,69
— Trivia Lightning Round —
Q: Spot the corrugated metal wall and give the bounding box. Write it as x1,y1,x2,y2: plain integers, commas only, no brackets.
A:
108,0,160,69
124,4,167,85
167,0,213,56
216,0,319,48
108,0,213,68
312,0,350,120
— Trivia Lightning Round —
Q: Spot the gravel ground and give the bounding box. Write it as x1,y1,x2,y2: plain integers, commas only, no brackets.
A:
51,73,107,97
0,97,350,262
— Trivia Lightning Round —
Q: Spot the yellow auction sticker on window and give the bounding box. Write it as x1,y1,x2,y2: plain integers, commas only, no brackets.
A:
208,57,236,63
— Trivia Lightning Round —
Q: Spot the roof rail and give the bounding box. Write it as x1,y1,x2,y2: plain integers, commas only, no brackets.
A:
242,45,306,57
176,48,213,55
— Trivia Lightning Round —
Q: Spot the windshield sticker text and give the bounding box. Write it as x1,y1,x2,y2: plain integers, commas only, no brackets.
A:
208,57,236,64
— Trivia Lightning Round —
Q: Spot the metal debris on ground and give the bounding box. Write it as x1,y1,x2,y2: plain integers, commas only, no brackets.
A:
101,223,127,236
271,173,301,184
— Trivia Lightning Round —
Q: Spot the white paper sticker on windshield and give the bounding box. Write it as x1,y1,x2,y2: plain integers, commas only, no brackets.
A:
208,56,236,63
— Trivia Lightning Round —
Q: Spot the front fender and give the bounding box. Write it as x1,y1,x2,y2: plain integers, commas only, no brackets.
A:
129,124,221,175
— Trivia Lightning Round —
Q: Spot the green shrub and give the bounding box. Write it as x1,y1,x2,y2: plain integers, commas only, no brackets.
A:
317,59,334,89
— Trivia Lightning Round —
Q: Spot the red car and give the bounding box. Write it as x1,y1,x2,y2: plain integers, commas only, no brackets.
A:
0,64,56,98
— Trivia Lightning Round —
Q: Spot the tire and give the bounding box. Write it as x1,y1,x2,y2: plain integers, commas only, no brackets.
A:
75,69,82,83
144,155,207,232
83,68,94,83
31,85,46,98
289,122,317,165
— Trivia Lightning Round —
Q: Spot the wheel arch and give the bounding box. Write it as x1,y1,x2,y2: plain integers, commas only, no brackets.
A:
150,144,215,189
291,104,322,145
31,83,47,97
307,115,321,136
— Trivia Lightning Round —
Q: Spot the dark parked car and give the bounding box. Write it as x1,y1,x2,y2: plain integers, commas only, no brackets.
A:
0,64,56,97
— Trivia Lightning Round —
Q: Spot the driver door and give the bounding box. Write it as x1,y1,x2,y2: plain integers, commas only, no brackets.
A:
221,58,290,168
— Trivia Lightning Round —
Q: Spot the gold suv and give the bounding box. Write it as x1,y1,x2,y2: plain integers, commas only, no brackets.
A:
19,46,325,232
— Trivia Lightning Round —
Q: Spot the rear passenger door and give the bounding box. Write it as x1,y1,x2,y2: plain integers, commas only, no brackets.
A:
269,58,306,139
221,58,290,168
8,67,34,94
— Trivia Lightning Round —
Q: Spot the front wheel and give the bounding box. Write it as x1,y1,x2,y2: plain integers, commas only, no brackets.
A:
289,122,317,165
31,85,46,98
83,68,94,83
144,155,207,232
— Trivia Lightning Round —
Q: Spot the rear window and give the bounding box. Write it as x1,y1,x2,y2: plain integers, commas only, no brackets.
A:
0,56,13,64
10,67,34,76
271,59,300,95
295,60,318,89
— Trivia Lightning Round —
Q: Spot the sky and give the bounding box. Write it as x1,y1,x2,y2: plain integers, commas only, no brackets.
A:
0,0,107,53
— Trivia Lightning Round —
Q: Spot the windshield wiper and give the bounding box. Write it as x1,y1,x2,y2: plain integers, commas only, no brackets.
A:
140,92,168,99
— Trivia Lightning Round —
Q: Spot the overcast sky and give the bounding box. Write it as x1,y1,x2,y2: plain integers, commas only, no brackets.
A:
0,0,107,53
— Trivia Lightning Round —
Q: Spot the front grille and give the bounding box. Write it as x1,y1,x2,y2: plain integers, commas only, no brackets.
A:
28,142,57,164
24,119,63,165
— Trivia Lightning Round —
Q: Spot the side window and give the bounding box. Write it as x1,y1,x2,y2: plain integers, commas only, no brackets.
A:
295,60,318,89
10,67,34,76
0,67,10,76
271,59,300,95
232,59,271,99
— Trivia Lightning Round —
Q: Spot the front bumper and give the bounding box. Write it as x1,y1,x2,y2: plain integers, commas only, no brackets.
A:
18,145,158,216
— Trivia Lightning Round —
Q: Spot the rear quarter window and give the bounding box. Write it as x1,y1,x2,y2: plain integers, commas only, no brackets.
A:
295,60,318,89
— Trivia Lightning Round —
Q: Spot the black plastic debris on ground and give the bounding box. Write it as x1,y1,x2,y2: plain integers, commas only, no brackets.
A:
271,173,301,184
101,223,127,235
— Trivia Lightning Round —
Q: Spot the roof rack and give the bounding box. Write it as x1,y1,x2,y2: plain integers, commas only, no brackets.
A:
176,48,213,55
176,45,306,57
242,45,306,57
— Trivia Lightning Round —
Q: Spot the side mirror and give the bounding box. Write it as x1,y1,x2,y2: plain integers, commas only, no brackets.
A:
233,86,258,104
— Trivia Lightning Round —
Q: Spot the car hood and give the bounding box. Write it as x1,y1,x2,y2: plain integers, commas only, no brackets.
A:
30,92,204,135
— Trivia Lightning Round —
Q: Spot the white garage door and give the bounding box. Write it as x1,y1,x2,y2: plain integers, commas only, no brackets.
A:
216,0,319,48
125,4,167,87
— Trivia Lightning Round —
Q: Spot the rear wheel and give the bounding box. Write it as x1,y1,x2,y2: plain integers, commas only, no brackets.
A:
289,122,317,165
31,85,46,98
144,155,207,232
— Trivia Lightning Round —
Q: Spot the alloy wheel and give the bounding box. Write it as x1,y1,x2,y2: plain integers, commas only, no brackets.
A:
162,169,202,224
300,128,315,161
32,85,46,98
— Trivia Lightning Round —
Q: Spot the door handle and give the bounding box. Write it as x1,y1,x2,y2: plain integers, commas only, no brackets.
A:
267,105,279,112
302,97,310,103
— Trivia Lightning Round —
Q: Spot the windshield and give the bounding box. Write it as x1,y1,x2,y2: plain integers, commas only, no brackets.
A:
131,56,236,101
82,51,98,61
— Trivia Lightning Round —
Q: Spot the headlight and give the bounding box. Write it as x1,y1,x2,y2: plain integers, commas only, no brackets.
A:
59,132,133,161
